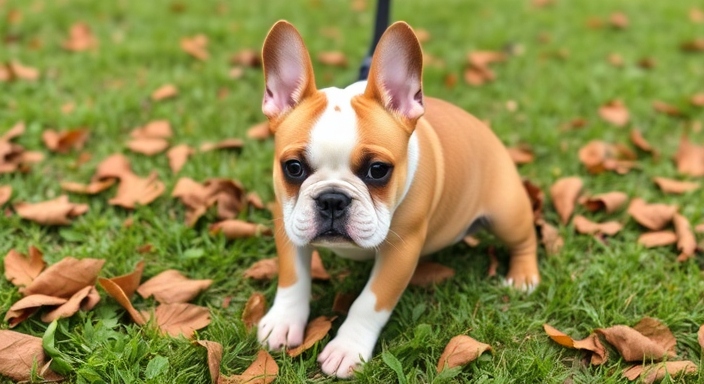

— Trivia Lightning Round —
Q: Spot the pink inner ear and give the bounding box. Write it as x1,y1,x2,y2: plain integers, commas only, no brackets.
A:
377,47,424,120
262,35,309,118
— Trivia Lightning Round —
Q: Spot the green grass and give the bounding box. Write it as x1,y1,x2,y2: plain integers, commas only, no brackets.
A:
1,0,703,383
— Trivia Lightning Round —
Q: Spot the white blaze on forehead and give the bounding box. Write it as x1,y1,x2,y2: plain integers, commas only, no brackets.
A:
307,85,364,170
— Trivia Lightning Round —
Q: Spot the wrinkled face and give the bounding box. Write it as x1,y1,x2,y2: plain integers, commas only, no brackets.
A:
271,82,416,249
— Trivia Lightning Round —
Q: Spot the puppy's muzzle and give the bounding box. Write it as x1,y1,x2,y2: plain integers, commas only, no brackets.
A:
315,191,352,239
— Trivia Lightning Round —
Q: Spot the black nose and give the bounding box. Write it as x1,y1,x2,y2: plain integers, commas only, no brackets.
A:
316,192,351,219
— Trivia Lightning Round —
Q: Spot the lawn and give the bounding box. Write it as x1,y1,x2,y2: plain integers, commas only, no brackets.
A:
1,0,704,383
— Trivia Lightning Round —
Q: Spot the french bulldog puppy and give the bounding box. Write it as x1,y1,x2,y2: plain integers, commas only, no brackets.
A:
257,20,539,378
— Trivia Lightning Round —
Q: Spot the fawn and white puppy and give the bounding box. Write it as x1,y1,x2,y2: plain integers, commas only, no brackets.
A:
257,20,539,378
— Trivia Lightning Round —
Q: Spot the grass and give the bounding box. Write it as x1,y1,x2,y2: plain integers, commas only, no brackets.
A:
1,0,703,382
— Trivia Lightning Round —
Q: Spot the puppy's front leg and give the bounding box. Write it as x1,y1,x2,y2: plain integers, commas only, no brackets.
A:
318,227,426,378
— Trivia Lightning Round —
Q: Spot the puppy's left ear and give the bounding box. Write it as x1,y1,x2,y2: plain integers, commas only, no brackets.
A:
364,22,424,124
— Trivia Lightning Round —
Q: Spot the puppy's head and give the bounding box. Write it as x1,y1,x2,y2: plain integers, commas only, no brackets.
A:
261,20,424,249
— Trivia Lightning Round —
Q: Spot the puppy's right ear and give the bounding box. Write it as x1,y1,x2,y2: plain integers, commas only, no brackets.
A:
261,21,317,121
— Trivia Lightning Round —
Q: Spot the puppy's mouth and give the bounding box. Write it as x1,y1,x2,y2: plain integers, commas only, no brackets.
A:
313,228,354,243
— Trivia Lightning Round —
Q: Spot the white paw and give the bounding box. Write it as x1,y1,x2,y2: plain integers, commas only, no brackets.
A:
257,306,308,350
503,274,540,293
318,334,374,378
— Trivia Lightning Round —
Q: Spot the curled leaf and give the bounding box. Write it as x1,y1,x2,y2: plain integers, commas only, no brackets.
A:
42,128,89,153
549,177,583,224
15,195,89,225
61,179,116,195
108,172,165,209
247,122,270,140
106,260,145,299
23,257,105,298
243,258,278,280
580,192,628,213
4,246,45,288
151,303,211,338
578,140,636,174
222,350,277,384
311,250,330,280
5,295,67,327
673,214,696,262
437,335,492,372
596,317,676,362
573,215,622,236
543,324,607,365
409,262,455,287
196,340,223,384
242,292,266,331
137,270,212,304
287,316,336,357
630,129,656,155
638,231,678,248
623,361,697,383
627,198,677,230
599,100,629,126
151,84,178,101
0,331,63,381
209,220,272,239
126,138,169,156
674,136,704,177
98,278,147,325
180,34,209,61
653,177,699,194
167,144,194,173
41,285,100,322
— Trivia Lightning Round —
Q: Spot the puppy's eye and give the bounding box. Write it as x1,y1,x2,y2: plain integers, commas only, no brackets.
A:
283,159,306,181
365,162,392,182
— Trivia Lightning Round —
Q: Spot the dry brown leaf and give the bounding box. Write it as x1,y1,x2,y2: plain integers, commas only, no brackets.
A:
15,195,88,225
93,153,132,180
627,198,677,230
538,220,564,256
151,84,178,101
580,192,628,213
0,185,11,206
596,318,676,362
691,8,704,23
7,60,40,81
196,340,223,384
247,122,270,140
180,34,209,61
109,172,165,209
578,140,636,174
549,177,583,224
62,22,97,51
1,121,25,142
126,138,170,155
698,324,704,349
23,257,104,298
151,303,211,338
243,258,278,280
167,144,195,173
609,12,629,28
222,350,278,384
543,324,607,365
210,220,272,239
0,331,63,381
523,179,544,223
507,145,534,164
137,270,212,304
230,49,261,67
131,120,172,139
487,247,499,277
172,177,247,226
673,214,696,262
61,179,116,195
409,262,455,287
41,285,100,322
629,129,656,155
437,335,492,372
652,100,681,116
4,246,45,288
691,93,704,107
42,128,89,153
674,136,704,177
317,51,348,67
5,294,67,327
573,215,623,236
681,38,704,52
638,57,657,69
199,138,244,152
107,261,145,299
98,277,147,324
607,53,624,67
653,177,699,194
311,250,330,280
623,361,697,383
242,292,266,331
464,51,506,86
638,231,678,248
598,100,629,127
287,316,336,357
247,192,265,210
332,292,356,315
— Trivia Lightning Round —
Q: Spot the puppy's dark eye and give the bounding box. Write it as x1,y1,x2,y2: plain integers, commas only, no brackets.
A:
365,162,392,182
283,159,306,181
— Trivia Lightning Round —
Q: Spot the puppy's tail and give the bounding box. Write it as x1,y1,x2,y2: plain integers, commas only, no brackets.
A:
357,0,391,81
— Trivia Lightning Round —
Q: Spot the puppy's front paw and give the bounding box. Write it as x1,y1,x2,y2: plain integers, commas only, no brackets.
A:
318,334,374,378
257,307,308,350
505,267,540,293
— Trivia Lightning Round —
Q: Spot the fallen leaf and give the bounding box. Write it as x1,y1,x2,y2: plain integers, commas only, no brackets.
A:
463,235,480,247
630,129,656,154
691,8,704,23
549,177,583,224
243,258,278,280
137,270,212,304
409,262,455,287
5,294,67,327
523,179,544,222
487,247,499,277
196,340,223,384
172,177,247,226
222,350,278,384
42,128,89,153
674,136,704,177
61,179,116,195
609,12,629,28
580,192,628,213
180,34,209,61
317,51,348,67
596,317,676,361
638,231,678,248
607,53,624,67
150,303,211,338
698,324,704,349
691,93,704,107
464,51,506,86
332,292,356,315
151,84,178,101
23,257,105,298
578,140,636,174
242,292,266,331
247,121,270,140
652,100,681,116
573,215,623,236
623,361,697,383
437,335,492,372
0,331,63,381
199,138,244,152
210,220,272,239
98,278,147,324
108,172,165,209
62,22,97,51
228,67,244,79
247,192,265,210
126,138,169,155
167,144,195,173
4,246,45,288
538,220,564,256
637,57,657,69
230,49,261,67
627,198,677,230
131,120,172,139
0,185,11,205
681,38,704,52
1,121,25,142
7,60,40,81
311,250,330,280
41,285,100,322
560,118,588,131
107,260,145,299
598,100,629,127
15,195,88,225
674,214,696,262
543,324,607,365
507,145,534,164
93,153,132,180
653,177,699,194
287,316,336,357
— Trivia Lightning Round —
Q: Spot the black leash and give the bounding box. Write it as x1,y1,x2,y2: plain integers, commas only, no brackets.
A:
357,0,391,81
